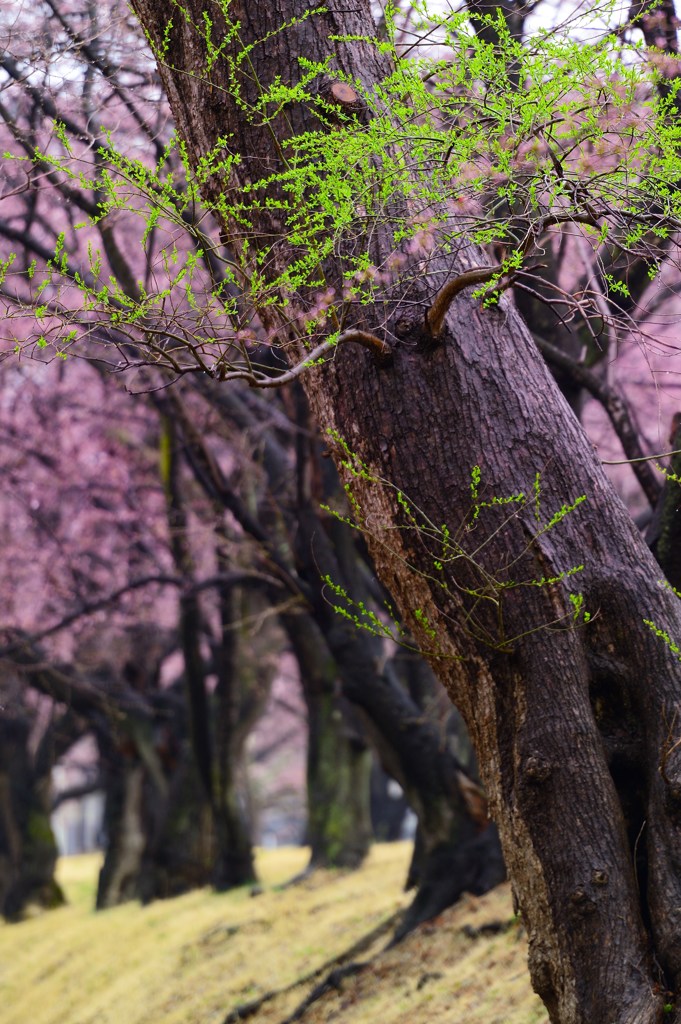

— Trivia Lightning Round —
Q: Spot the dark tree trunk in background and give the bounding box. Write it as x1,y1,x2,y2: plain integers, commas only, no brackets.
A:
160,412,262,891
138,734,215,902
84,626,220,909
648,414,681,593
194,383,376,874
370,762,409,842
130,1,681,1019
285,611,373,870
0,714,64,919
211,587,273,890
134,688,216,903
96,728,146,909
305,690,373,869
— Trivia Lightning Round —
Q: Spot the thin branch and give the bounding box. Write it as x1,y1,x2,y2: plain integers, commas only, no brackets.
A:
42,0,166,162
215,329,392,387
534,334,662,508
0,570,279,657
601,448,681,465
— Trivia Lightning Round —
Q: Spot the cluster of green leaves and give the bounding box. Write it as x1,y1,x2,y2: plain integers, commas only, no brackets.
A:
185,0,681,320
6,0,681,374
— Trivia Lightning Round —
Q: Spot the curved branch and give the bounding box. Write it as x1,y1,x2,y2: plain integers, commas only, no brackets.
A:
215,329,392,388
426,264,505,339
425,213,601,341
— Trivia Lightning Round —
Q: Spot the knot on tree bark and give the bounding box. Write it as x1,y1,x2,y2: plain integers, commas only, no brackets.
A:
522,754,553,784
569,886,597,915
665,780,681,806
392,310,443,353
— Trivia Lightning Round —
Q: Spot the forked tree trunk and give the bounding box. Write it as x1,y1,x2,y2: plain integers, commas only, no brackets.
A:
129,2,681,1020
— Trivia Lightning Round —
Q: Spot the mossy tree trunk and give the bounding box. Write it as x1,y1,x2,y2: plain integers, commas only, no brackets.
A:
285,612,373,870
305,689,373,870
160,412,262,891
0,711,67,920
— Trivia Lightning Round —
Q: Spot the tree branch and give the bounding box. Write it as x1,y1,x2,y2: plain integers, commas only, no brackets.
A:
426,264,506,339
214,330,392,387
534,334,663,508
0,571,277,658
425,213,602,341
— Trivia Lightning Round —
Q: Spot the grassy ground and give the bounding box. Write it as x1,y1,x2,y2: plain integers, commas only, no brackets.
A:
0,844,548,1024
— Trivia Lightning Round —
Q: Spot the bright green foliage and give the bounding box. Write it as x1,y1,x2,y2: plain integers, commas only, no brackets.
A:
643,617,681,660
4,0,681,377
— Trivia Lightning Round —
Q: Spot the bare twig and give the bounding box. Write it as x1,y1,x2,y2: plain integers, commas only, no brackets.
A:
534,334,663,508
215,329,392,387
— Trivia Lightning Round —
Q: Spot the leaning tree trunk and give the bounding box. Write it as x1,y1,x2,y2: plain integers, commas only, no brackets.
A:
129,3,681,1021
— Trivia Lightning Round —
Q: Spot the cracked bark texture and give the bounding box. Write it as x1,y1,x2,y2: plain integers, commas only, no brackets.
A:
128,1,681,1020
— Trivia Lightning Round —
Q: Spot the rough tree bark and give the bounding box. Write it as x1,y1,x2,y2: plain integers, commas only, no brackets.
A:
128,2,681,1021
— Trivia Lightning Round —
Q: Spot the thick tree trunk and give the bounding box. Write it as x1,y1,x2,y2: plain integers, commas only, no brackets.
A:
96,731,147,909
138,743,215,901
129,2,681,1020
